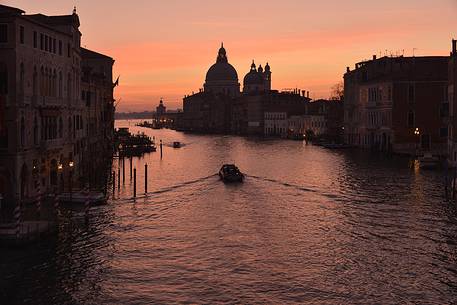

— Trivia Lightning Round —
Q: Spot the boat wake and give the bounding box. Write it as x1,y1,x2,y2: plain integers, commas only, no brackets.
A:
245,174,348,202
116,174,219,202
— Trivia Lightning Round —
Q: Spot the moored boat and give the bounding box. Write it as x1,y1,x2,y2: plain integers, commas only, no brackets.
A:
418,153,440,169
58,191,107,205
219,164,244,183
173,141,181,148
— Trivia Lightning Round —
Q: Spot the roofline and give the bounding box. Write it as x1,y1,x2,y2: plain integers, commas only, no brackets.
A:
81,47,115,62
0,4,25,15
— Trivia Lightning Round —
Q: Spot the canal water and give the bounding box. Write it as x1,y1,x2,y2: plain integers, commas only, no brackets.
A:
2,119,457,304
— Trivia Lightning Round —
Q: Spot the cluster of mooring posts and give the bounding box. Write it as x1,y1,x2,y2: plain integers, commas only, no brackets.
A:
112,139,164,199
444,165,457,200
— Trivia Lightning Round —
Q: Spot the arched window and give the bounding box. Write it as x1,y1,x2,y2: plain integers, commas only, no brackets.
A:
52,69,57,97
67,73,72,100
40,66,44,96
20,62,25,94
44,67,49,96
0,62,7,94
68,116,72,137
50,159,57,186
33,116,38,145
58,71,62,98
33,66,37,96
20,117,25,147
59,117,63,138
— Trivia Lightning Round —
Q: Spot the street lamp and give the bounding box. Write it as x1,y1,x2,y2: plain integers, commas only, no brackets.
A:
69,161,74,202
414,128,420,158
58,163,64,193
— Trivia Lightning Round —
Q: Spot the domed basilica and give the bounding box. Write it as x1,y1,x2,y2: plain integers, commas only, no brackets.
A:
183,43,311,135
203,43,272,96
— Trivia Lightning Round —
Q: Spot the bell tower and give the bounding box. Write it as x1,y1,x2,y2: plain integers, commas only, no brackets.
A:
264,62,271,92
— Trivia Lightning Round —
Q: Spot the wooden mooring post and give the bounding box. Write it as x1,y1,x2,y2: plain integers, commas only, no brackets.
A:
112,171,116,197
160,140,163,159
130,157,133,180
145,163,148,194
122,157,125,184
133,168,137,198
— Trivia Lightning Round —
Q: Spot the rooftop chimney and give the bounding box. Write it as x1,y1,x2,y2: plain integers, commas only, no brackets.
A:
307,91,310,98
346,67,350,73
373,55,377,60
453,39,457,56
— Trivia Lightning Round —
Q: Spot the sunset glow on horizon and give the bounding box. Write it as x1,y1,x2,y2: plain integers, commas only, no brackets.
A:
5,0,457,111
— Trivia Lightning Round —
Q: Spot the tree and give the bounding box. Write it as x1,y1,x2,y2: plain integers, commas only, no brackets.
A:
330,82,344,100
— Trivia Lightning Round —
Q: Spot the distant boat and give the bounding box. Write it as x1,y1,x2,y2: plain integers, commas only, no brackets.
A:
322,143,352,149
418,153,440,169
219,164,244,183
173,141,181,148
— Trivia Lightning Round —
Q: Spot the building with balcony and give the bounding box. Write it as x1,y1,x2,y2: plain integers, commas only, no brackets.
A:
0,4,115,215
448,40,457,165
344,55,449,155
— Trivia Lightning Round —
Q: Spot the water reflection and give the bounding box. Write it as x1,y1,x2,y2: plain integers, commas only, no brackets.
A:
1,119,457,304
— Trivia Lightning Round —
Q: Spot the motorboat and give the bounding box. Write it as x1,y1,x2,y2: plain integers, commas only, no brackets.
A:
219,164,244,183
173,141,181,148
418,153,440,169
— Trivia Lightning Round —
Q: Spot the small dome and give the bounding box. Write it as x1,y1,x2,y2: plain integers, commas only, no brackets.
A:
243,70,264,85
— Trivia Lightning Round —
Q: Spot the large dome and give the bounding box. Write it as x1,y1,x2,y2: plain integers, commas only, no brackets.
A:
205,43,238,82
206,62,238,82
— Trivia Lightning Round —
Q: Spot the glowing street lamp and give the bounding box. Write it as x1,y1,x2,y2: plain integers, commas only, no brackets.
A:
414,128,420,158
69,160,74,202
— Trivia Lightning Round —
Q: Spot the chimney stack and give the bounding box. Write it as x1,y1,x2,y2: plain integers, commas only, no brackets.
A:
346,67,350,73
453,39,457,56
373,55,377,60
307,91,310,98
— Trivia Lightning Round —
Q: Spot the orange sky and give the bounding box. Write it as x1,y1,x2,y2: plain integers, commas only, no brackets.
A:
5,0,457,111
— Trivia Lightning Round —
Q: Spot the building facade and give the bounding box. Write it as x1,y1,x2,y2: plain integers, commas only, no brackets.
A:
344,55,448,155
81,47,115,188
264,112,287,136
449,40,457,165
0,4,115,214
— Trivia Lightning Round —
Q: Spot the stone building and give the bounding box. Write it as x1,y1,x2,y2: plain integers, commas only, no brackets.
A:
183,44,310,135
344,55,448,155
80,47,115,188
448,40,457,165
0,4,115,214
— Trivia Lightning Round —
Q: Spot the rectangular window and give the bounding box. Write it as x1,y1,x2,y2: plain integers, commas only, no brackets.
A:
52,38,56,53
19,26,24,44
440,103,449,118
33,31,37,48
45,35,48,51
58,40,62,55
0,24,7,43
67,43,71,57
408,84,415,103
407,111,415,128
40,33,43,50
440,127,448,138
